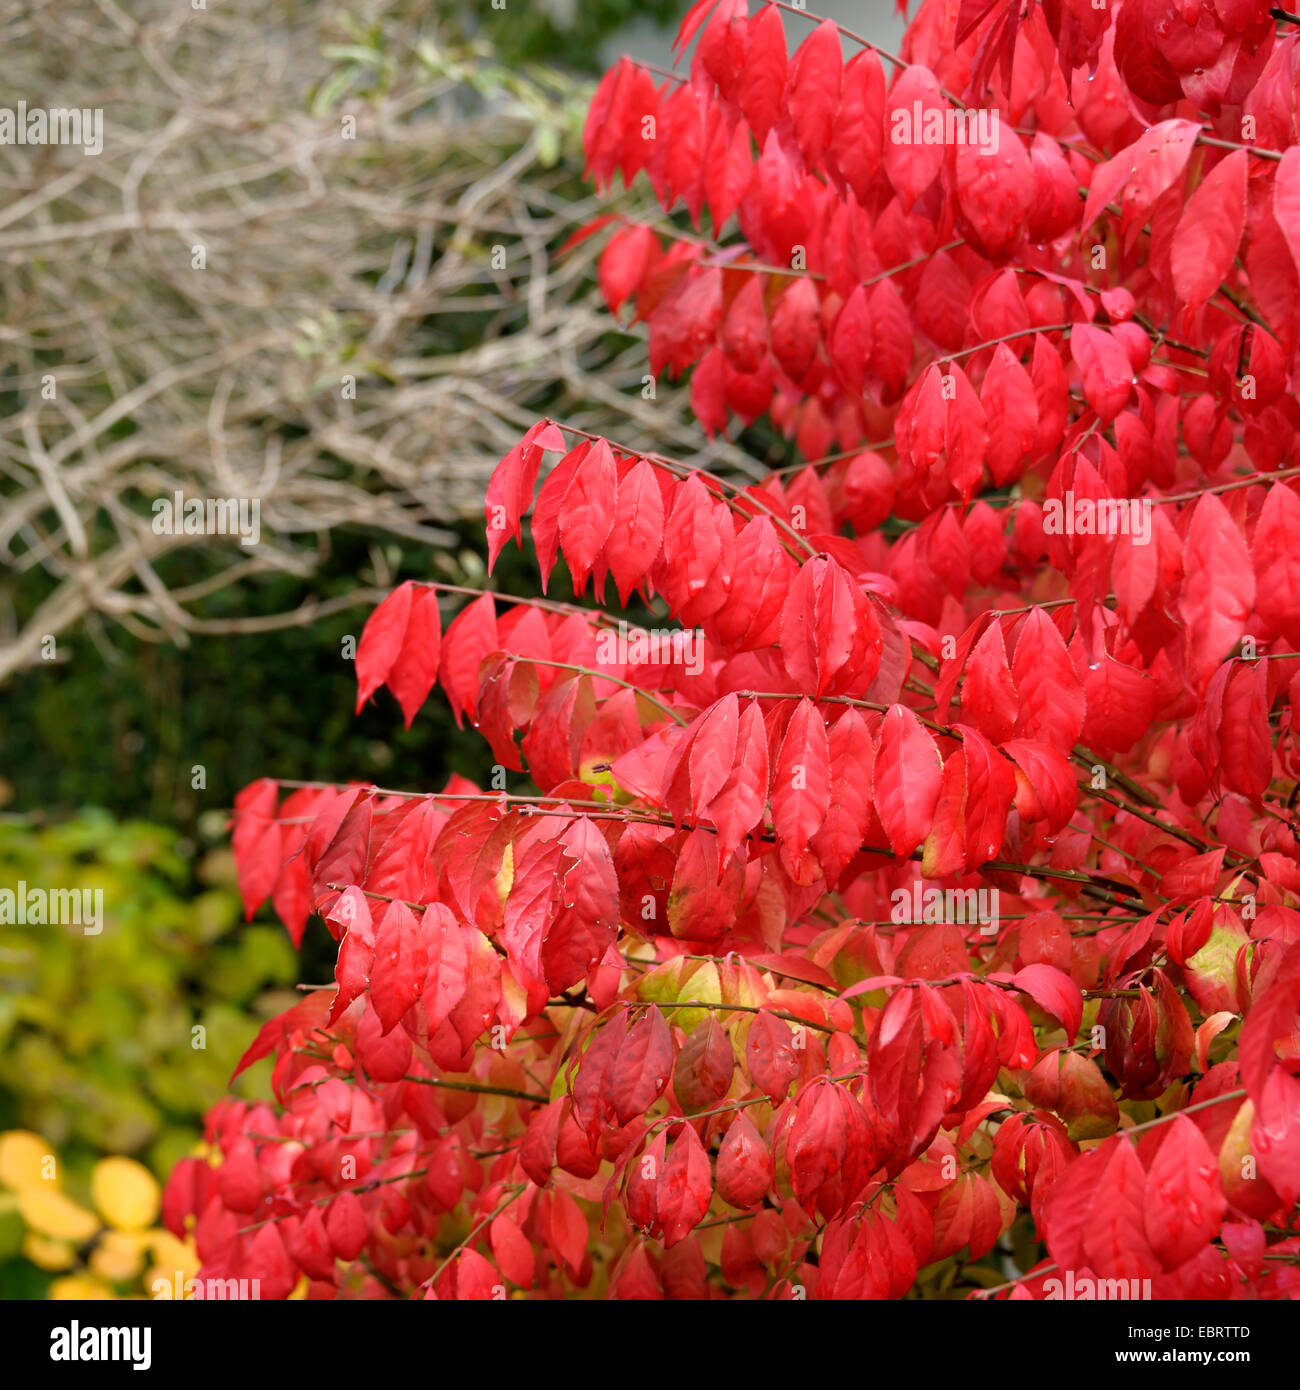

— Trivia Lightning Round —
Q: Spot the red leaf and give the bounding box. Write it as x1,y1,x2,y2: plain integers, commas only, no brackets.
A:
706,698,770,863
673,1017,736,1112
1179,493,1255,691
785,20,841,169
1070,324,1134,424
369,901,429,1034
385,585,442,729
1171,150,1247,313
980,345,1038,487
1142,1114,1226,1271
548,1187,589,1276
1082,1138,1160,1281
1012,963,1083,1042
609,1007,676,1125
421,903,470,1031
737,4,787,146
324,1191,366,1262
1010,607,1085,754
355,582,414,713
657,1125,712,1245
438,593,499,728
608,457,666,603
788,1080,851,1211
541,817,620,994
599,224,658,316
716,1113,773,1209
520,1099,565,1188
231,989,333,1081
956,118,1031,255
769,278,821,383
558,437,617,596
1253,483,1300,648
685,694,741,820
245,1222,296,1301
1273,146,1300,280
882,66,947,211
826,50,884,204
811,707,878,881
232,778,281,920
745,1009,799,1103
485,420,566,570
781,555,880,696
771,697,832,883
490,1216,535,1288
873,704,943,858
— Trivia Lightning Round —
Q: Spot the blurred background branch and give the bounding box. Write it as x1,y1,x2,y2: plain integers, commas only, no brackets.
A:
0,0,766,825
0,0,735,687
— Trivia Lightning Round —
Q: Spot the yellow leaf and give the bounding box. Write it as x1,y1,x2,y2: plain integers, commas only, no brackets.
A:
0,1130,56,1190
48,1274,115,1300
673,960,722,1034
92,1157,159,1231
148,1230,198,1276
145,1231,199,1296
18,1185,100,1242
22,1232,76,1271
90,1229,147,1282
493,840,515,903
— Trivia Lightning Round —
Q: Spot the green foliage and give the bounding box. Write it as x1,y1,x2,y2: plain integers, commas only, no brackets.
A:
0,530,484,828
437,0,677,74
0,812,298,1178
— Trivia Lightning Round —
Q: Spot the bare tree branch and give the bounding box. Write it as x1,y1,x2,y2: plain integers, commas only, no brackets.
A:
0,0,750,683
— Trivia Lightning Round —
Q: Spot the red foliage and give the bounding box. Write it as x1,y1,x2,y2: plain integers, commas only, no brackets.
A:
166,0,1300,1300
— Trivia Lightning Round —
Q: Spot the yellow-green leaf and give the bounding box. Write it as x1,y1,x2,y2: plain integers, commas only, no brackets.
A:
92,1157,160,1231
19,1185,99,1242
